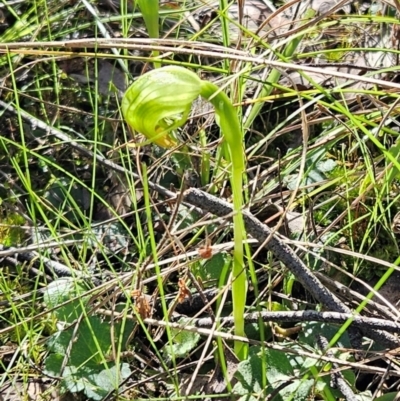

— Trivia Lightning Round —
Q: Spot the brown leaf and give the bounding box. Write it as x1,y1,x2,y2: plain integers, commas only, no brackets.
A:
178,278,192,304
131,290,151,319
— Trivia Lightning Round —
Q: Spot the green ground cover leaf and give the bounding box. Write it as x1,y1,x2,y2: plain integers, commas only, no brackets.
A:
162,318,201,362
43,279,133,400
43,279,89,323
285,148,337,191
233,346,315,401
45,314,132,399
194,252,231,282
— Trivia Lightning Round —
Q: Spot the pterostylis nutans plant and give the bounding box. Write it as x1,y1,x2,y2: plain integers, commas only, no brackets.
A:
122,66,248,360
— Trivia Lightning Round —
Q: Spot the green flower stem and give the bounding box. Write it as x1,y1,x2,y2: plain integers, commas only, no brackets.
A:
199,81,247,358
122,66,247,359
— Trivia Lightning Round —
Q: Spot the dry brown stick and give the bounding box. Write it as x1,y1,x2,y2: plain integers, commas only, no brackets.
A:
183,188,400,348
317,335,358,401
192,310,400,333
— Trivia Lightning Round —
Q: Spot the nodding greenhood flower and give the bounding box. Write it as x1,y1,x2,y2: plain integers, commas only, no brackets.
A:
122,65,248,359
122,66,204,148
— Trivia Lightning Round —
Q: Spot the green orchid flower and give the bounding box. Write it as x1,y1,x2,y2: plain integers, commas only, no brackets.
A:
122,67,203,147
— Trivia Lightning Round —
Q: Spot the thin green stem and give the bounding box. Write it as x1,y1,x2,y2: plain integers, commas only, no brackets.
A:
200,81,247,359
